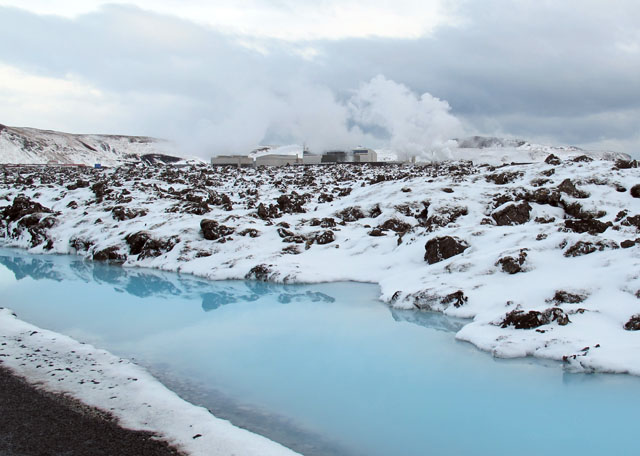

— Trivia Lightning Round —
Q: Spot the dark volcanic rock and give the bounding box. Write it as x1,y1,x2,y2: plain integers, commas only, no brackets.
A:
564,240,619,257
238,228,260,238
314,230,335,245
562,201,605,220
69,237,93,252
615,159,638,169
309,217,336,228
424,236,469,264
564,219,611,235
257,202,279,220
368,228,386,237
545,154,561,165
501,307,570,329
624,315,640,331
66,179,90,191
631,185,640,199
111,206,148,221
93,246,126,264
557,178,589,198
336,206,366,222
1,195,52,222
125,231,177,259
245,264,272,281
522,188,561,207
622,215,640,229
497,249,528,274
379,218,412,233
277,192,308,214
200,219,234,240
441,290,468,308
421,206,468,231
486,172,522,185
492,201,531,226
551,290,586,304
15,214,57,248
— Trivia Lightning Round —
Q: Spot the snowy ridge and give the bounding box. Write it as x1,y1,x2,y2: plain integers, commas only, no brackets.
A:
373,136,630,165
0,307,299,456
0,124,183,166
0,157,640,376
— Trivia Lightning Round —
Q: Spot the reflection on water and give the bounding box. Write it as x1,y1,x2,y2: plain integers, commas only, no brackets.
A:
0,251,455,334
3,248,640,456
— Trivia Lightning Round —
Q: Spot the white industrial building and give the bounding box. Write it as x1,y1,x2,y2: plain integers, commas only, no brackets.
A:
210,146,378,167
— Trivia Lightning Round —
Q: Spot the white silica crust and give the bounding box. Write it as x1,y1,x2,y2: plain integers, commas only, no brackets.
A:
0,308,300,456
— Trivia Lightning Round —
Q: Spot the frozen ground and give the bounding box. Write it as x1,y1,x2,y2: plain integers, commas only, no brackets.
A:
0,153,639,377
0,307,300,456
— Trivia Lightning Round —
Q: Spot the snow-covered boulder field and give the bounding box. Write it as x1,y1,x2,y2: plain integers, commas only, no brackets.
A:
1,155,640,374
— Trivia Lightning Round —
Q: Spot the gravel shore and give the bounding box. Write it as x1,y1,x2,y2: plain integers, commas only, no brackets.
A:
0,365,183,456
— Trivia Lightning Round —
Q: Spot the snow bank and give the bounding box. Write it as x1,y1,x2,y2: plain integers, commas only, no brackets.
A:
1,155,639,376
0,307,299,456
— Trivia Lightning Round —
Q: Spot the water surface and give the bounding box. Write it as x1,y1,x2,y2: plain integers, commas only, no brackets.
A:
1,249,639,456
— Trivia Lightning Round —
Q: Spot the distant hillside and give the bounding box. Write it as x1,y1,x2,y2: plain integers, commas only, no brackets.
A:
449,136,630,165
0,124,185,166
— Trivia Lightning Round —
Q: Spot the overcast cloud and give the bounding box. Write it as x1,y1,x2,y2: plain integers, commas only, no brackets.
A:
0,1,638,157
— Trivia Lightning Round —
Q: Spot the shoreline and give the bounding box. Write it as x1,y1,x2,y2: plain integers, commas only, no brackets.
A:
0,307,301,456
0,364,183,456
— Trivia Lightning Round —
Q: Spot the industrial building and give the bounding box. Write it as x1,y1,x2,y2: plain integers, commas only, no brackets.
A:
210,147,378,167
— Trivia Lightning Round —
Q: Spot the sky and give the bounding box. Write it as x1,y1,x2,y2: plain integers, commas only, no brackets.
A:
0,0,638,158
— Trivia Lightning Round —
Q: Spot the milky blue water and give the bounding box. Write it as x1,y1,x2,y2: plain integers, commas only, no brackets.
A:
1,248,639,456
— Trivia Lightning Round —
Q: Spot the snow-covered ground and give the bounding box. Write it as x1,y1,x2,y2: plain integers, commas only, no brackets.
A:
0,307,299,455
1,154,639,376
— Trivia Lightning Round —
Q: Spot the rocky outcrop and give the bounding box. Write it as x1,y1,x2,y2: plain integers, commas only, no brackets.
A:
424,236,469,264
200,219,234,241
492,202,531,226
501,307,570,329
125,231,177,259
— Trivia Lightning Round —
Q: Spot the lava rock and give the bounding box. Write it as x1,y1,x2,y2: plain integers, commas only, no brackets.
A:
314,230,335,245
1,195,52,222
238,228,260,238
309,217,336,228
564,219,611,235
201,219,234,240
276,192,308,214
545,154,561,165
492,201,531,226
336,206,366,222
557,178,589,198
631,185,640,198
501,307,570,329
441,290,468,308
92,246,126,264
245,264,272,281
486,172,522,185
111,206,148,221
624,315,640,331
551,290,586,304
257,202,279,220
125,231,177,259
496,249,528,274
379,218,412,233
564,240,619,257
424,236,469,264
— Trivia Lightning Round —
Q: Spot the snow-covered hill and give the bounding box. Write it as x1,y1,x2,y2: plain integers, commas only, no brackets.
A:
449,136,630,165
376,136,631,164
0,124,183,166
